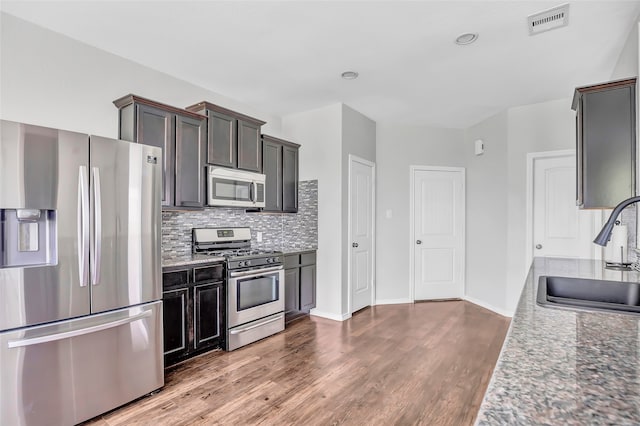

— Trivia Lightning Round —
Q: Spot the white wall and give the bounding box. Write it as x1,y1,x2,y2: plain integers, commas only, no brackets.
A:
611,20,639,79
282,104,344,320
375,124,464,303
0,13,282,137
341,105,376,314
463,111,509,314
505,99,576,310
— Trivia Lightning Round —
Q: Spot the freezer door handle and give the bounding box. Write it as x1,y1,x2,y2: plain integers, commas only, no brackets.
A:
77,166,90,287
91,167,102,286
7,310,152,348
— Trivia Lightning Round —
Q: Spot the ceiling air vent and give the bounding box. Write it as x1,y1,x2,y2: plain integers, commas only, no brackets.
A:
527,3,570,35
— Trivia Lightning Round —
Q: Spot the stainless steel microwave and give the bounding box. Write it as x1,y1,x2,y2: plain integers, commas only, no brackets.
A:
207,166,266,208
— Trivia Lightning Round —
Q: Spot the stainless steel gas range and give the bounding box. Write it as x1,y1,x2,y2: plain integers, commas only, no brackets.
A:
192,227,284,351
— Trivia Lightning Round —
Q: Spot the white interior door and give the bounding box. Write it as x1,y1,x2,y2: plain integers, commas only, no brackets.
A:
412,168,465,300
532,153,599,259
350,156,375,313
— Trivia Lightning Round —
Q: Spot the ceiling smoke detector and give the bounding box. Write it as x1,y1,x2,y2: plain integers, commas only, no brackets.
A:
455,33,478,45
341,71,359,80
528,3,570,35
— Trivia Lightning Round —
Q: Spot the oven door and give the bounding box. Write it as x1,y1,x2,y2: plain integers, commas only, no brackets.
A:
228,266,284,327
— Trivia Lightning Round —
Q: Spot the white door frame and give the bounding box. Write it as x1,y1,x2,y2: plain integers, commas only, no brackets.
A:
525,149,602,265
347,154,376,314
409,166,466,302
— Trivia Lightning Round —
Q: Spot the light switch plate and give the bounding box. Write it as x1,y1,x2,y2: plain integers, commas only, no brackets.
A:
474,139,484,155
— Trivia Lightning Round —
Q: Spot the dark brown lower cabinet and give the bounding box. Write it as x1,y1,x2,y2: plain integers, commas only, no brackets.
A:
194,283,224,350
162,288,190,361
284,268,300,315
300,264,316,312
162,262,225,367
284,250,316,323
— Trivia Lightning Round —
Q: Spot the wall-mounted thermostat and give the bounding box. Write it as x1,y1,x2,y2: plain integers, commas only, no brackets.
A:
474,139,484,155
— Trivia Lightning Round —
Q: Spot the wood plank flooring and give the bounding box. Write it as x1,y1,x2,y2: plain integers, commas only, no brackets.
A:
84,301,510,426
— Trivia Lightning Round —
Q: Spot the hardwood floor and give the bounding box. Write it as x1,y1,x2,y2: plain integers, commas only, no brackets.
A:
85,301,510,426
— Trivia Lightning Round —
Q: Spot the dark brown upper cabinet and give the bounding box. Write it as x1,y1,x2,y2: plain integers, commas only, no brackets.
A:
186,102,265,173
114,94,207,209
262,135,299,213
572,78,637,209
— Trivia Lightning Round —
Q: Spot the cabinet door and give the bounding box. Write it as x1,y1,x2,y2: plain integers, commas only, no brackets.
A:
300,264,316,312
282,145,298,212
175,115,206,208
284,268,300,314
581,86,635,208
162,288,189,359
262,139,283,211
207,110,236,168
136,104,174,206
194,282,224,350
238,120,262,172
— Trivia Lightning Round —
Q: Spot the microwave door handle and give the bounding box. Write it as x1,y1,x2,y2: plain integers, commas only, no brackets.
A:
248,181,255,202
252,182,257,203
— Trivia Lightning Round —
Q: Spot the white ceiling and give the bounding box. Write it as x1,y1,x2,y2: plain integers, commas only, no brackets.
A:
2,1,640,128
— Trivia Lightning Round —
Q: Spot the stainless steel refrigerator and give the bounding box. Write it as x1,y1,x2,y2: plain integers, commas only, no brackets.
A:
0,120,164,425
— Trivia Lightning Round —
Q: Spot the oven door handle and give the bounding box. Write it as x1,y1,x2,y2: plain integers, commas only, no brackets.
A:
229,265,283,278
229,314,284,335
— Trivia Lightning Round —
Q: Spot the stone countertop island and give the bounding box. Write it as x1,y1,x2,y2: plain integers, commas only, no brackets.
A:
476,257,640,425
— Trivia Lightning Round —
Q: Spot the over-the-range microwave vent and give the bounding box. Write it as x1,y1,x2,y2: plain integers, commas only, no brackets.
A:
527,3,570,36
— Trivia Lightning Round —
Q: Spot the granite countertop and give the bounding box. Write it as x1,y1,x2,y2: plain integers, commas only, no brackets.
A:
162,247,317,268
162,254,225,268
476,257,640,425
280,247,317,255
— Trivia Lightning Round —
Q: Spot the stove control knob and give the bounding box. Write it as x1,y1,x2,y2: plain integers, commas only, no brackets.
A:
237,261,244,267
245,260,251,266
274,257,280,263
266,258,272,263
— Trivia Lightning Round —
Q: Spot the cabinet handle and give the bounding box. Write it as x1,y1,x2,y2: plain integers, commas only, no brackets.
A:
352,242,359,248
416,240,422,245
536,244,543,250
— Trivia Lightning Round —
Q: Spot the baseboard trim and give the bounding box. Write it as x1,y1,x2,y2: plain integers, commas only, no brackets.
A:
309,309,351,322
374,298,413,305
464,295,514,318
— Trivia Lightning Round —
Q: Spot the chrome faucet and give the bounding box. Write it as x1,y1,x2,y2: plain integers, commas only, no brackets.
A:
593,195,640,246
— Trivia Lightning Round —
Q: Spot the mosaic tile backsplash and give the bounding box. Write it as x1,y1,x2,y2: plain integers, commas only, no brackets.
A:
162,180,318,257
619,204,637,263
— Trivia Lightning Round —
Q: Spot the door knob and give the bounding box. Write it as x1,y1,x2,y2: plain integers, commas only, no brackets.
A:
352,242,359,248
416,240,422,245
535,244,543,250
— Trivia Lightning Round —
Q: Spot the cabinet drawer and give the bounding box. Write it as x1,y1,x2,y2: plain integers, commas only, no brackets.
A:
284,255,300,269
163,270,190,289
300,252,316,266
193,264,224,283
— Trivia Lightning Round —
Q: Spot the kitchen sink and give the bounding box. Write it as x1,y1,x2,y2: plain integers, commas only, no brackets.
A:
537,276,640,315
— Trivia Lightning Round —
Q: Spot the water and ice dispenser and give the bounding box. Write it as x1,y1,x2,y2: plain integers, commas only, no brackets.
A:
0,209,57,268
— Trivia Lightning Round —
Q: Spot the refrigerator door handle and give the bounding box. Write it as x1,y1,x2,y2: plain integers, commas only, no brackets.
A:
7,310,152,348
91,167,102,286
77,166,89,287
